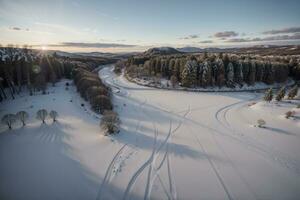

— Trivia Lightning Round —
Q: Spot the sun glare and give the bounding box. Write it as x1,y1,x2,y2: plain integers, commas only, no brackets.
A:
41,46,47,51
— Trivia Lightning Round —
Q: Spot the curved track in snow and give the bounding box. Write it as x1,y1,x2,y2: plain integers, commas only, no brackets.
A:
98,65,300,200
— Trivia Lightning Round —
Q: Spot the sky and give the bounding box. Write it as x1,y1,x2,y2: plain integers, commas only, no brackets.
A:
0,0,300,52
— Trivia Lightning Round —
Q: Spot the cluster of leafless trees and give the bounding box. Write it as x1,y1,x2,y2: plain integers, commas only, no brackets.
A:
73,65,112,114
1,109,58,130
72,64,119,134
125,53,300,88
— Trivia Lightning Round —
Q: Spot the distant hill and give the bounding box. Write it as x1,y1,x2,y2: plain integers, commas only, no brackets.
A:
53,50,138,60
177,46,234,53
230,45,300,55
177,45,300,55
177,47,204,53
144,47,181,56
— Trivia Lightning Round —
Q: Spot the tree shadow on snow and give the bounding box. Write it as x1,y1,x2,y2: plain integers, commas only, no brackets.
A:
112,127,224,163
0,121,146,200
264,126,297,136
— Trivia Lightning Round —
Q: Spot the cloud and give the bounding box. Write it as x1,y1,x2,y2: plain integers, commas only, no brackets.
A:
9,27,29,31
179,34,199,40
214,31,238,38
199,40,213,44
263,27,300,35
226,38,249,43
46,42,137,48
226,33,300,43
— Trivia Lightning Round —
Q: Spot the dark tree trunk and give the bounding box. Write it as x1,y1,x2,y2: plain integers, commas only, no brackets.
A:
16,60,22,93
0,81,7,99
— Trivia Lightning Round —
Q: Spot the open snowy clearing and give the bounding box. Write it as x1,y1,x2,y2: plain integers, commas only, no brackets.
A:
1,65,300,200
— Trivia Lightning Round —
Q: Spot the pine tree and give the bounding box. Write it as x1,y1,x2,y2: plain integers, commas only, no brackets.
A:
248,61,256,85
226,62,234,87
174,59,181,81
223,54,230,72
255,61,264,82
203,52,208,60
264,62,275,85
197,63,203,86
16,57,22,93
235,61,243,86
264,88,273,102
155,58,161,74
242,59,250,83
202,61,210,88
211,64,218,86
288,85,298,99
275,87,285,101
217,59,225,88
181,59,197,87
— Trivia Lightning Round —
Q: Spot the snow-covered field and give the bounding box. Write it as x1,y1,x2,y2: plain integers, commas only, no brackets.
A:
1,65,300,200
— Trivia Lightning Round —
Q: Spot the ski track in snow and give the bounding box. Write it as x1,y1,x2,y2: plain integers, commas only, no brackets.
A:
147,106,190,200
102,66,287,200
2,65,298,199
214,94,300,176
96,144,128,200
97,76,149,200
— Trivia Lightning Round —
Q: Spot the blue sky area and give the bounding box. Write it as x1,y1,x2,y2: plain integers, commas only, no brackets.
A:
0,0,300,52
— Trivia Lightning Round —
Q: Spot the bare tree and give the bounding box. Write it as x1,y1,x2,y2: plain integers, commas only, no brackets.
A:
100,110,120,135
49,110,58,122
91,95,112,114
257,119,266,128
36,109,48,123
16,111,29,126
1,114,16,129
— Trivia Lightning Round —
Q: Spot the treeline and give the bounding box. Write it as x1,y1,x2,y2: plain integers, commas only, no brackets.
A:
1,47,118,134
73,65,112,114
125,53,300,88
0,47,117,101
72,63,118,134
0,47,74,100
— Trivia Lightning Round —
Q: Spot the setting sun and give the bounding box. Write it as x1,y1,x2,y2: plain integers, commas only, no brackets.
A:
41,46,47,50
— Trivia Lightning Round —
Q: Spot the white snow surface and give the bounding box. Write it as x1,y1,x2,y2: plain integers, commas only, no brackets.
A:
0,65,300,200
